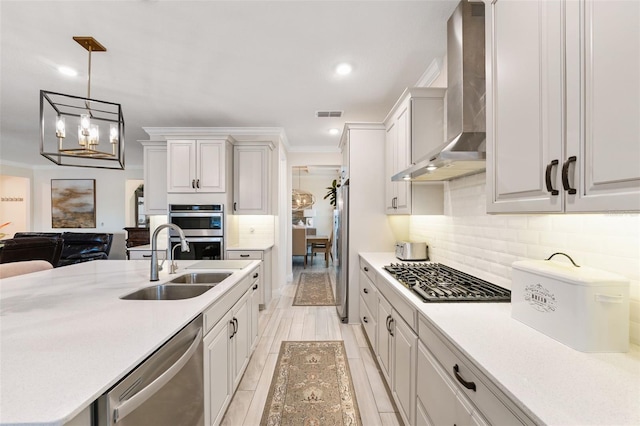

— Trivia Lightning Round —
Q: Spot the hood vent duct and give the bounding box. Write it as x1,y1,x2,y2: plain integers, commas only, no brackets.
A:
393,0,486,182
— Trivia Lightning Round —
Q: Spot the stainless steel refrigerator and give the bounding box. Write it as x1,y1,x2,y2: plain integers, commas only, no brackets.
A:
335,179,349,322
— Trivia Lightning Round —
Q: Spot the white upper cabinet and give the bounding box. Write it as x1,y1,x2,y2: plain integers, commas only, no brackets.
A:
232,143,272,215
487,0,640,213
141,141,168,215
564,0,640,212
167,139,227,193
384,88,446,215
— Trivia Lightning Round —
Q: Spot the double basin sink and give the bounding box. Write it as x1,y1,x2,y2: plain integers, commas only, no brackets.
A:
121,272,232,300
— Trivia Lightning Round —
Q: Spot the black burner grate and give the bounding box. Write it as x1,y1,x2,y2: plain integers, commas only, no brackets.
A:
383,263,511,303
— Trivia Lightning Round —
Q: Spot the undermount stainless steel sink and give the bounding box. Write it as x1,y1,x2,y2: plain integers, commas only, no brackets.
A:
168,272,232,284
120,284,215,300
120,272,232,300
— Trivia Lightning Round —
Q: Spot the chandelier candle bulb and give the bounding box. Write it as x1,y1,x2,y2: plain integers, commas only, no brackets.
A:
80,114,91,136
55,116,65,139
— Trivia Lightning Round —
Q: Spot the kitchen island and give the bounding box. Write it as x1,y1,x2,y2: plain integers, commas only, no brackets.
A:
360,252,640,425
0,259,260,426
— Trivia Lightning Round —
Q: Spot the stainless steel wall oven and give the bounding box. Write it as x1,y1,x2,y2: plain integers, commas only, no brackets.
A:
168,204,224,260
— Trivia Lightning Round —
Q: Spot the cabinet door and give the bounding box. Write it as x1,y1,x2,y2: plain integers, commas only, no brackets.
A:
392,312,416,426
376,295,392,383
565,0,640,212
250,275,260,351
204,313,233,426
143,143,168,214
394,101,411,214
197,140,226,193
385,122,398,213
167,140,196,193
416,341,458,426
487,0,564,213
231,291,251,390
233,145,270,214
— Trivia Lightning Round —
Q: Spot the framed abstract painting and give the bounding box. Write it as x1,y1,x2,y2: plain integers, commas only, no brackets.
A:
51,179,96,228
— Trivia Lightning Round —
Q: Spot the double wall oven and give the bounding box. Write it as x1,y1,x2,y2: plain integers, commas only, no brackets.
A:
168,204,224,260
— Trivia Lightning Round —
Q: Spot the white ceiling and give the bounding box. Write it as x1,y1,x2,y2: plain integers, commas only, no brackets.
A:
0,0,458,168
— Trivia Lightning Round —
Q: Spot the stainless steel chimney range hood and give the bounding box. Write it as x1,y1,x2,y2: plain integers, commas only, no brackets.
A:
393,0,486,182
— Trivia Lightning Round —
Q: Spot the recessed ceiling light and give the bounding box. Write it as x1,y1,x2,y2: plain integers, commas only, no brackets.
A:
58,66,78,77
329,128,340,136
335,63,352,75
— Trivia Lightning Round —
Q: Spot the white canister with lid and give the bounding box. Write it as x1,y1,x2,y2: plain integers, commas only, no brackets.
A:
511,253,629,353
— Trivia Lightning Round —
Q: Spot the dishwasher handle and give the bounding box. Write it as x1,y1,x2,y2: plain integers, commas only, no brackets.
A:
113,327,203,423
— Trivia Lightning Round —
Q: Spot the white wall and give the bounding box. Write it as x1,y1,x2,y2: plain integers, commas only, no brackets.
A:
409,172,640,345
0,175,30,238
31,166,143,260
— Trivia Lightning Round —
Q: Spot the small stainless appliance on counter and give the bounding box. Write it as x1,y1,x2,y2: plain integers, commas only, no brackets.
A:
168,204,224,260
395,241,428,261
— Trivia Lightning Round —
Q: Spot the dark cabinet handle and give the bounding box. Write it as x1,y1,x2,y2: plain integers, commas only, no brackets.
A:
385,315,391,332
545,159,559,196
453,364,476,392
363,288,369,294
253,284,258,290
240,254,250,258
196,179,200,189
233,318,238,336
363,316,368,323
191,179,196,189
233,202,237,211
389,318,394,336
561,156,577,195
229,320,235,339
364,267,369,272
253,272,259,278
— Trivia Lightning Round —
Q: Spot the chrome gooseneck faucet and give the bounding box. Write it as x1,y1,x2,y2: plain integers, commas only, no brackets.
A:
150,223,189,281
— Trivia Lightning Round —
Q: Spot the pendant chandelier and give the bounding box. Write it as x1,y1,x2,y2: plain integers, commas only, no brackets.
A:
40,36,125,169
292,167,315,212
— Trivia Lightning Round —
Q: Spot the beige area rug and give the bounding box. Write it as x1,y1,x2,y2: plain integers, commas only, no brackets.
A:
260,341,362,426
292,272,336,306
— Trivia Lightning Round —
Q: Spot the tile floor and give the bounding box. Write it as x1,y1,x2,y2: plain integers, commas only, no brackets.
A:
220,258,402,426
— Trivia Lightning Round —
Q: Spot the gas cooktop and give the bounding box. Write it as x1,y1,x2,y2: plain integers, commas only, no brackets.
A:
383,262,511,303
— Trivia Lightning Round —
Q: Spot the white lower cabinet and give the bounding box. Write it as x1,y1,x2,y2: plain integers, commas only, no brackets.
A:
226,248,272,309
418,315,529,426
204,312,233,426
377,293,416,426
249,272,260,351
203,267,259,426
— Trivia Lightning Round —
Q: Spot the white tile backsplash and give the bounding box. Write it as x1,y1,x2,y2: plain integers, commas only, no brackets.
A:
409,172,640,345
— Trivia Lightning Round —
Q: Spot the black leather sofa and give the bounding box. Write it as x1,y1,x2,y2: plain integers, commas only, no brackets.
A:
11,232,113,267
0,236,64,266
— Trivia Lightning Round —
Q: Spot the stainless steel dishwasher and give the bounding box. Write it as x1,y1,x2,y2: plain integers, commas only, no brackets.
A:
94,315,204,425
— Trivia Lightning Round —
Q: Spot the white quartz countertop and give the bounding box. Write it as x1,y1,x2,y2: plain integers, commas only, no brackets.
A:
0,259,259,426
360,252,640,425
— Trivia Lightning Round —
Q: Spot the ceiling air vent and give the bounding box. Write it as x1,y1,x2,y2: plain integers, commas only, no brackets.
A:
315,110,343,118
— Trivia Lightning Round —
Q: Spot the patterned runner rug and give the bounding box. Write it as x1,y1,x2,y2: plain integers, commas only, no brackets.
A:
260,341,362,426
292,272,336,306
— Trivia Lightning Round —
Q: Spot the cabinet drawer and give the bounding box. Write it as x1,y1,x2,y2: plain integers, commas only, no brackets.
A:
360,258,377,285
203,270,255,334
359,269,377,320
226,250,263,260
127,249,167,260
375,272,416,331
418,315,526,426
359,296,377,351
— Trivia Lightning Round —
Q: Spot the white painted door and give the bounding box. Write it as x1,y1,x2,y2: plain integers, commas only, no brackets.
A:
203,313,232,426
167,140,196,193
142,142,167,214
394,101,411,214
376,295,392,383
487,0,564,213
197,140,226,193
392,312,416,426
231,291,251,390
233,145,270,214
565,0,640,212
417,341,458,426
